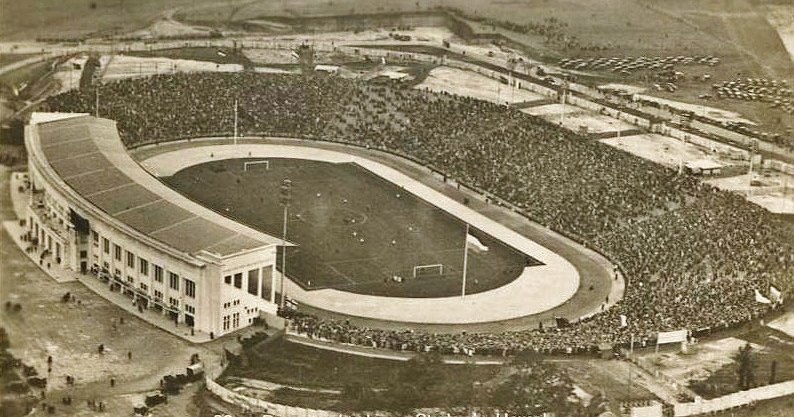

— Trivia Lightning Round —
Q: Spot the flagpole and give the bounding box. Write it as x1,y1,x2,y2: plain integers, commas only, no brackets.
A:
233,99,238,145
461,223,469,299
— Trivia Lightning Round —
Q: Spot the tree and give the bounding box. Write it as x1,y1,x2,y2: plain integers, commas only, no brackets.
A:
490,356,579,415
734,342,756,390
340,380,379,411
384,352,445,412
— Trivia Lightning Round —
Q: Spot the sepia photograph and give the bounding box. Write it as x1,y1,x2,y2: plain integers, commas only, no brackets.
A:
0,1,792,416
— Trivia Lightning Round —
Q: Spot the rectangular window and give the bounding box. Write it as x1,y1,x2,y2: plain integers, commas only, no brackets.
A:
223,315,230,331
169,272,179,290
140,283,148,291
126,276,134,284
154,290,163,300
103,238,110,254
80,250,87,259
232,312,240,328
224,275,232,285
114,244,121,261
126,251,135,268
139,258,149,276
233,273,242,289
247,269,259,296
92,230,98,242
154,265,163,283
261,266,272,300
184,279,196,298
185,304,195,314
169,297,179,307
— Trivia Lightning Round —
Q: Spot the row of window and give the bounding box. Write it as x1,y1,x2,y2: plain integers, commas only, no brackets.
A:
94,230,196,298
223,267,272,301
222,312,241,331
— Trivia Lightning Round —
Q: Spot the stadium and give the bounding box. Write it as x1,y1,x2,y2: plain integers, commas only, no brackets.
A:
22,70,789,353
2,6,794,412
20,106,611,336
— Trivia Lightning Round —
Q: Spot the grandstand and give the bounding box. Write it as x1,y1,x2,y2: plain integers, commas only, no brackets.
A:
44,71,793,354
24,112,286,338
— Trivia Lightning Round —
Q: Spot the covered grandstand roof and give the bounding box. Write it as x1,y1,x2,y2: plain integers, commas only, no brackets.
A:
32,114,283,259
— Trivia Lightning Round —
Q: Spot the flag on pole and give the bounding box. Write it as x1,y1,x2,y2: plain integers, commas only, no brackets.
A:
466,233,489,252
770,286,782,303
755,289,771,304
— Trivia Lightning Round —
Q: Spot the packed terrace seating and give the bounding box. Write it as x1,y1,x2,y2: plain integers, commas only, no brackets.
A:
47,72,793,355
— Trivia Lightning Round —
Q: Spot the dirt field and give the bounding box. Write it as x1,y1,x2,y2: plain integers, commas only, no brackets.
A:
522,103,635,134
706,173,794,214
100,54,243,81
415,66,544,104
634,94,757,125
652,338,763,384
600,133,745,169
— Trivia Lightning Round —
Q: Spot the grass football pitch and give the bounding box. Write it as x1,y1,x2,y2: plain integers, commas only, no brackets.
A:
165,158,540,298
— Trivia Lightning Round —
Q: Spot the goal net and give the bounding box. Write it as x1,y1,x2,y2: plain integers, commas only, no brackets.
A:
243,160,270,172
413,264,444,279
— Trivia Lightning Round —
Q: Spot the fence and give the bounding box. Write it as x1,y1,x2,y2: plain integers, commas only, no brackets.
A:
673,380,794,416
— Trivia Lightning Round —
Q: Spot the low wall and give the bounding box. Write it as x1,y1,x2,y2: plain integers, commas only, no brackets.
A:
673,380,794,416
205,377,341,417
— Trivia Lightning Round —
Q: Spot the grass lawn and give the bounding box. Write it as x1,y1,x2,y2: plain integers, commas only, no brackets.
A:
219,338,500,390
166,158,537,298
0,61,52,90
0,53,41,67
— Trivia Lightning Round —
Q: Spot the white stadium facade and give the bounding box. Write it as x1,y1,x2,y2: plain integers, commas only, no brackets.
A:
23,112,287,338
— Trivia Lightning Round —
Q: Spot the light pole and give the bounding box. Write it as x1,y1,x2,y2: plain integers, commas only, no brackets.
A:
278,179,292,309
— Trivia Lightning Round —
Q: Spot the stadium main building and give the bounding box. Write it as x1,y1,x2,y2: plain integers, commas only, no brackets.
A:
24,113,286,338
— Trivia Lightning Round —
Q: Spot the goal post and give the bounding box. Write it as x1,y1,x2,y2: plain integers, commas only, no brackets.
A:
413,263,444,279
243,160,270,171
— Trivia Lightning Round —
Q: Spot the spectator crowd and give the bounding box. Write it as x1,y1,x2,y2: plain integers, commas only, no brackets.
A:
47,72,793,356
